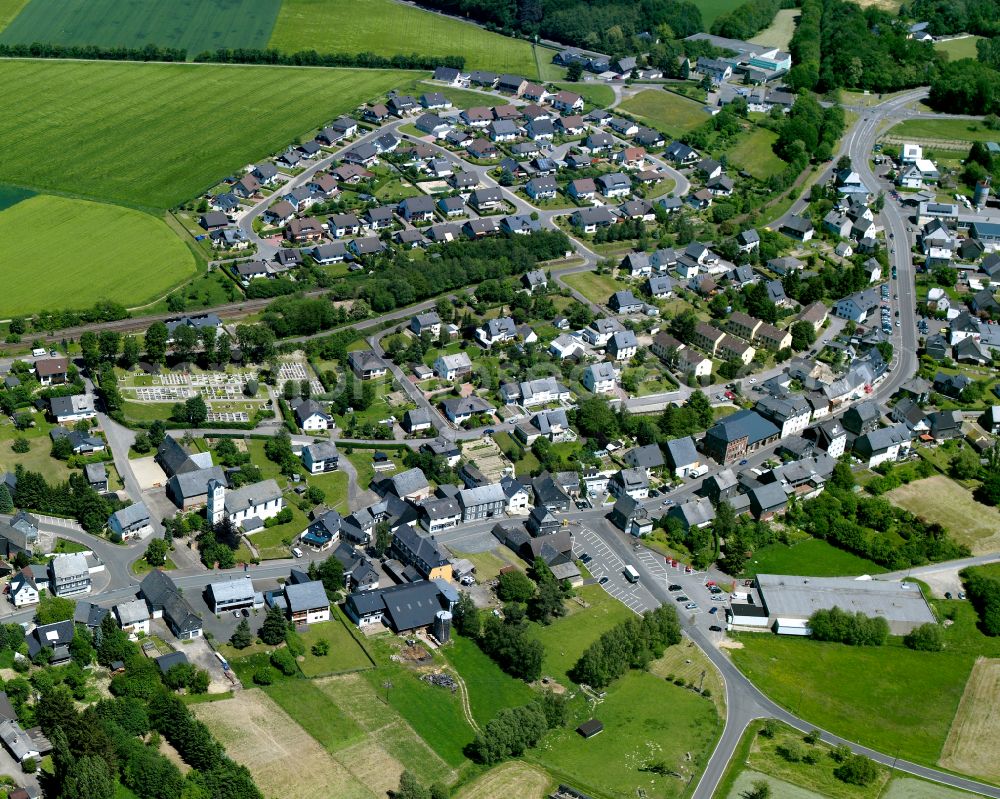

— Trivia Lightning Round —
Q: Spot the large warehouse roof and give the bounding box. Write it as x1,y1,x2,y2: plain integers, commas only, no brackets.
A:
756,574,934,627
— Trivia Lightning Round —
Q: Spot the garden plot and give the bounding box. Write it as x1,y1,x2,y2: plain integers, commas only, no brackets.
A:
460,438,513,483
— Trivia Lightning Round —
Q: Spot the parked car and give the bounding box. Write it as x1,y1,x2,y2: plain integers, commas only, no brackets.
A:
675,595,689,602
709,625,723,632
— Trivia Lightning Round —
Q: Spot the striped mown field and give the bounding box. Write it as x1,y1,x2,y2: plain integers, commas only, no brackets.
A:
0,59,410,208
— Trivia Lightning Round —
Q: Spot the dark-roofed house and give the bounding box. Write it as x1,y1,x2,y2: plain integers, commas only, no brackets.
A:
141,570,203,639
301,441,339,475
291,398,332,431
532,472,571,511
667,497,716,531
28,620,75,664
665,437,701,477
108,502,152,542
854,423,912,467
285,580,331,624
300,508,342,551
623,444,664,475
393,524,452,582
167,466,227,511
345,580,452,631
348,350,388,380
749,482,788,521
704,410,781,464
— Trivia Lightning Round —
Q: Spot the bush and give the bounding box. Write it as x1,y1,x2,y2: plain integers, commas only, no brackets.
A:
311,640,330,657
903,622,944,651
11,438,28,454
808,607,888,646
253,667,274,686
270,647,298,676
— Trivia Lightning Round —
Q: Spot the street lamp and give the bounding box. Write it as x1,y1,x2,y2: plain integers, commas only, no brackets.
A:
383,679,393,704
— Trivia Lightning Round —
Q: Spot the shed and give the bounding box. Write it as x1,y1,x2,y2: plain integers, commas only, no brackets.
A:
576,719,604,738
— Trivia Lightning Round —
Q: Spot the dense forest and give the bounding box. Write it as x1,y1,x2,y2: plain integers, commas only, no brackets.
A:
411,0,704,52
711,0,790,41
902,0,1000,36
788,0,941,91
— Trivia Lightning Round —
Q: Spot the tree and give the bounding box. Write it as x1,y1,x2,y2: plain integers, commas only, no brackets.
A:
61,754,117,799
395,770,431,799
96,611,132,667
184,395,208,427
529,578,565,624
145,322,169,365
904,622,944,651
121,335,140,369
374,520,393,557
314,556,345,595
37,594,76,624
834,754,878,786
741,780,771,799
259,605,288,645
311,639,330,656
145,537,169,567
230,619,252,650
950,447,982,481
453,592,480,637
497,570,535,603
790,320,817,351
0,484,13,514
164,662,197,690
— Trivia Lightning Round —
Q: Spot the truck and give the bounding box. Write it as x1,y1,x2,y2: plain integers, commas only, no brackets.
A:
688,465,708,479
623,565,640,583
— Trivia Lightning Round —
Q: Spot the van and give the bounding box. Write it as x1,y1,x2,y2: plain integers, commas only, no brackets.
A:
291,547,303,558
31,348,46,357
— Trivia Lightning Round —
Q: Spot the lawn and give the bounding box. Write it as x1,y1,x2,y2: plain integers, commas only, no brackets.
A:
0,194,195,315
121,401,174,423
346,447,408,494
0,0,282,54
247,503,310,559
939,657,1000,782
552,81,615,109
307,469,349,514
618,89,708,139
562,270,629,306
527,584,635,683
296,614,374,678
935,36,984,61
529,671,721,798
0,413,75,483
887,117,999,146
749,8,800,50
0,59,409,208
450,547,523,581
887,475,1000,555
744,538,886,578
443,635,536,726
268,0,538,75
726,127,787,180
729,598,1000,768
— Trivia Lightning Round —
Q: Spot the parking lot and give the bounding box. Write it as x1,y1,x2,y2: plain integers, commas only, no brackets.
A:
572,521,731,636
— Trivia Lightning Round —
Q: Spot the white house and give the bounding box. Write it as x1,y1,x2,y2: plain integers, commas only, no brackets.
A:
302,441,339,474
115,598,151,637
207,479,284,528
108,502,153,542
8,569,39,607
583,362,618,394
434,352,473,381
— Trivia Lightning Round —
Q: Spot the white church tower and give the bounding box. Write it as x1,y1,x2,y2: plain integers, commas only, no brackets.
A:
207,478,226,527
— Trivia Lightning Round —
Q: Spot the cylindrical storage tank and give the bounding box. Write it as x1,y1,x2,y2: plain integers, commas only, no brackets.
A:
433,610,452,643
975,179,991,209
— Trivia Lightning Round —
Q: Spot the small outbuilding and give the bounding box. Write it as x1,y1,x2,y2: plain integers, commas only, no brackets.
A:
576,719,604,739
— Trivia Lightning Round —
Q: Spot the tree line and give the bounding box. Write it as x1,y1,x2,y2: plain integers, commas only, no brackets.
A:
569,605,681,689
788,0,940,92
808,606,889,645
961,565,1000,635
12,465,123,534
903,0,1000,36
0,42,186,61
193,48,465,71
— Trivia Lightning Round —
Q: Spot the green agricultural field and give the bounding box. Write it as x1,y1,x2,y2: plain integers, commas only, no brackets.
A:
690,0,745,28
0,0,28,31
730,598,1000,767
618,89,708,138
444,635,536,726
0,59,409,208
935,36,984,61
726,127,787,179
0,0,282,54
745,539,886,578
269,0,538,75
530,671,721,797
0,194,195,315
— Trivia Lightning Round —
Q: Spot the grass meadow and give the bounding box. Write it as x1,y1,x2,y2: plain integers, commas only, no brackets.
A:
0,194,196,315
0,0,282,53
0,59,409,208
888,117,999,146
887,475,1000,554
690,0,746,28
730,597,1000,768
268,0,538,75
749,8,800,50
443,635,536,727
726,127,787,179
744,538,886,578
0,0,27,31
935,35,984,61
618,89,708,139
